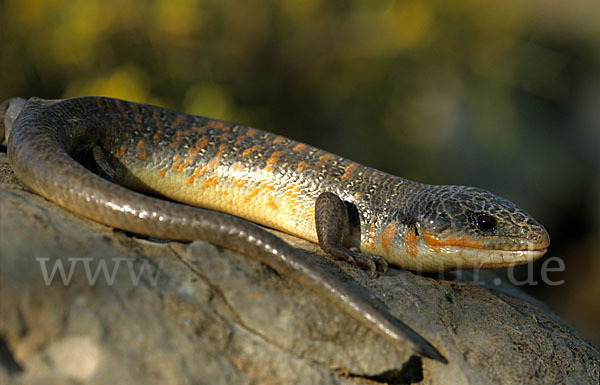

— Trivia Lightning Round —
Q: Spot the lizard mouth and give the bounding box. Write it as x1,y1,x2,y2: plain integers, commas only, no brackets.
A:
421,230,550,251
410,231,550,270
449,246,548,269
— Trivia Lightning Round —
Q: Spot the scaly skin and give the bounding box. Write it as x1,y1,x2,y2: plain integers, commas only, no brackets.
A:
1,96,550,363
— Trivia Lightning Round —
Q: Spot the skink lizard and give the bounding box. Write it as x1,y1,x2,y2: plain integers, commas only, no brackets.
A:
1,96,550,364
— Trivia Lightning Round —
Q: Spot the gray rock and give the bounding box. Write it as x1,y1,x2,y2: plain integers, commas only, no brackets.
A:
1,151,598,385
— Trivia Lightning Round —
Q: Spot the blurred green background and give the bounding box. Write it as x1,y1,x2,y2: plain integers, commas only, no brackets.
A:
1,0,598,346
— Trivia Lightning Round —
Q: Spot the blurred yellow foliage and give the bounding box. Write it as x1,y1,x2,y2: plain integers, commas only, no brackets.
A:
377,0,433,53
281,0,321,21
153,0,202,38
63,67,149,102
183,83,234,120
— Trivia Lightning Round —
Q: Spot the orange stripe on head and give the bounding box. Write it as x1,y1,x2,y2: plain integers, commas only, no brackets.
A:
158,169,167,177
381,221,396,255
272,136,285,144
422,232,483,251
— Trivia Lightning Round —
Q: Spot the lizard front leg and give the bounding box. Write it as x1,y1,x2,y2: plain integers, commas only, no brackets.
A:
315,192,388,276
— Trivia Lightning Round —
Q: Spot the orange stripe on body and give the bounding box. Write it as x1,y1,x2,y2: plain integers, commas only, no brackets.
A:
404,232,419,257
293,143,306,152
207,120,228,130
342,163,357,180
115,100,129,119
242,145,261,157
297,161,308,172
234,128,257,146
196,136,209,150
172,154,182,171
284,183,302,198
244,182,274,203
136,140,147,160
187,144,226,185
215,132,232,142
381,220,396,255
202,175,219,189
265,151,282,172
422,232,483,252
178,147,199,173
365,222,377,250
230,162,247,187
187,167,203,185
171,114,186,129
281,183,303,211
234,178,247,187
267,197,279,210
192,125,208,134
315,154,332,167
152,109,161,124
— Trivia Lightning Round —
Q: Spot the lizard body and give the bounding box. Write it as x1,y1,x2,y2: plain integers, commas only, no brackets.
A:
1,96,550,363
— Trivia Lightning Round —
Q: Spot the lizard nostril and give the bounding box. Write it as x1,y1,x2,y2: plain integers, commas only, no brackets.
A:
528,228,550,248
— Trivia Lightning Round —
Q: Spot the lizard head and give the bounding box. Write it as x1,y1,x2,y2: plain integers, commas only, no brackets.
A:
387,185,550,271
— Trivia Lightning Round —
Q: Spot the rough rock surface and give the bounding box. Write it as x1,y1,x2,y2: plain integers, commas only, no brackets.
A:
1,151,598,385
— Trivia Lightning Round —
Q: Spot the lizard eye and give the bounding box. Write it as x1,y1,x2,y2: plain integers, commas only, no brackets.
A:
475,214,497,232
